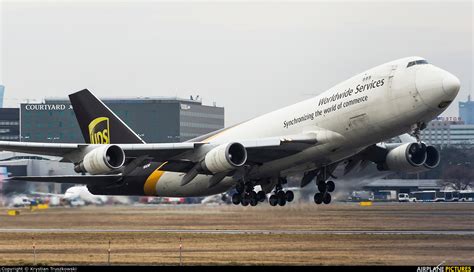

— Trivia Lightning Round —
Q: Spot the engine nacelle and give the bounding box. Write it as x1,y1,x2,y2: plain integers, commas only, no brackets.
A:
74,145,125,175
423,145,440,169
380,142,427,172
201,142,247,174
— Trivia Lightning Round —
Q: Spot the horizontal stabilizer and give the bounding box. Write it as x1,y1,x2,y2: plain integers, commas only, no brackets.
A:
7,175,121,184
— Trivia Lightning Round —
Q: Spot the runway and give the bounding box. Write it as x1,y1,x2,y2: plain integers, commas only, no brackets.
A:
0,228,473,236
1,204,473,265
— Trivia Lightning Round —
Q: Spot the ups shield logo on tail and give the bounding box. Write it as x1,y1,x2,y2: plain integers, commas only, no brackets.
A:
88,117,110,144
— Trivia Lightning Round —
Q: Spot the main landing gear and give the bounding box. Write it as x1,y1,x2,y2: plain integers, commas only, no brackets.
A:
231,178,294,207
268,189,294,207
231,181,266,207
314,180,334,205
314,167,335,205
268,178,294,207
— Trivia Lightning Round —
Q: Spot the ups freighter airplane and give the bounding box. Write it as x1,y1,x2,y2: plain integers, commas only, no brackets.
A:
0,56,460,206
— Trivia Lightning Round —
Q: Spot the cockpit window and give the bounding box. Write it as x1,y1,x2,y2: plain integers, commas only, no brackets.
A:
407,59,428,68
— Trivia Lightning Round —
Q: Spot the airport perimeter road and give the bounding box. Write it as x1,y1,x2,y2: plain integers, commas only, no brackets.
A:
0,202,473,265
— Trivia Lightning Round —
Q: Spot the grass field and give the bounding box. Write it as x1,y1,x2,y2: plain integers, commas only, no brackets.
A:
0,202,473,265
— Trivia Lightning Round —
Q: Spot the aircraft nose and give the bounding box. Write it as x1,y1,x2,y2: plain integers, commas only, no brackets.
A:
442,72,461,98
415,66,460,110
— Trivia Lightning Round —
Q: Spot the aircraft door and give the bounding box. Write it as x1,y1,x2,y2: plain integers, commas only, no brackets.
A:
346,112,369,132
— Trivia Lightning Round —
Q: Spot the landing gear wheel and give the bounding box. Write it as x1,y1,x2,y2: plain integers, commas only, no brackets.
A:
241,195,250,206
326,181,335,193
257,191,266,202
317,182,327,193
278,196,286,206
277,190,286,200
322,193,331,204
249,191,257,200
285,191,294,202
314,193,323,204
232,193,241,205
249,191,258,206
269,195,278,206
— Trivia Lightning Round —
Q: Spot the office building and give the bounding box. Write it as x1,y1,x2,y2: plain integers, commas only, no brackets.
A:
459,95,474,125
20,96,224,143
0,108,19,141
421,117,474,147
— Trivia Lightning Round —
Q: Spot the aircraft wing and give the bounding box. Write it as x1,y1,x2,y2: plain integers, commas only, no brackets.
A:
0,130,336,174
0,141,82,157
6,175,121,184
124,134,318,163
339,133,417,176
0,141,200,161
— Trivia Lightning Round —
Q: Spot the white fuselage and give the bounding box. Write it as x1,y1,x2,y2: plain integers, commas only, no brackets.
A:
152,56,460,197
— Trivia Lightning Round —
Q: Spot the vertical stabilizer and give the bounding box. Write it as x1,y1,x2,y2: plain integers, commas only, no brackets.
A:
69,89,145,144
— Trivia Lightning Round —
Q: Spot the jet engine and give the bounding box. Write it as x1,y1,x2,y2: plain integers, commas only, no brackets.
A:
201,142,247,174
423,145,440,169
74,145,125,175
378,143,440,172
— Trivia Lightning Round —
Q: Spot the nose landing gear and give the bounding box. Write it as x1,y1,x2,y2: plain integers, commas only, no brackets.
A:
410,122,427,143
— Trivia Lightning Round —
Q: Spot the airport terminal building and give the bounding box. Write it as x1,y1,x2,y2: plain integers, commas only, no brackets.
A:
20,97,224,143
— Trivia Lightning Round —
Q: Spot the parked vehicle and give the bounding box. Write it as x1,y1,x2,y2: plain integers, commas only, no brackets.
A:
459,191,474,202
409,191,445,202
443,191,460,202
11,195,33,207
398,193,410,202
348,191,374,202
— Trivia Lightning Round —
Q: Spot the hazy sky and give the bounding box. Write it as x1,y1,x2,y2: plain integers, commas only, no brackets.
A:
0,0,472,126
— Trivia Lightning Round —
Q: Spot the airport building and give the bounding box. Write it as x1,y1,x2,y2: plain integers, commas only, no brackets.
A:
0,152,73,195
0,86,20,141
420,117,474,147
20,96,224,143
0,85,4,108
0,108,20,141
1,95,224,196
459,95,474,125
419,94,474,148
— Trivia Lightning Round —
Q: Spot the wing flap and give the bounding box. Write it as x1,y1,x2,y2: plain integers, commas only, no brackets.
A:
240,131,338,164
120,142,202,161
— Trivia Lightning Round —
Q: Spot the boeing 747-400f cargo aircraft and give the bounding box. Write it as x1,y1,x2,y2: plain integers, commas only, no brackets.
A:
0,56,460,206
